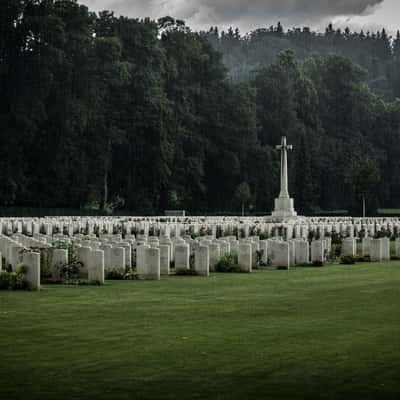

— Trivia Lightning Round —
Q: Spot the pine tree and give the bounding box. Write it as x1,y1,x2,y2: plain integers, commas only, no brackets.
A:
394,31,400,59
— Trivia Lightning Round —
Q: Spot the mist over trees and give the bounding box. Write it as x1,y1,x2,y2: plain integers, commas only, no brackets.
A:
205,23,400,100
1,0,400,216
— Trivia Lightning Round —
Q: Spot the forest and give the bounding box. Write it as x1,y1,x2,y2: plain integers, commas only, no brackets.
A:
1,0,400,216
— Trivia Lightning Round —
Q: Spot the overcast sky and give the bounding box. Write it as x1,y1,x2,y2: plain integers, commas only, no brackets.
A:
80,0,399,34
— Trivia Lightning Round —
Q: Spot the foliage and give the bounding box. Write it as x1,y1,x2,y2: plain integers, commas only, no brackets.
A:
205,23,397,100
0,269,30,290
345,157,381,215
256,250,265,267
58,260,84,283
60,279,103,286
105,269,125,280
15,263,28,274
340,255,356,265
332,244,342,258
50,241,83,282
235,182,251,215
106,268,139,280
26,247,53,279
355,255,371,263
174,268,199,276
215,254,241,273
1,4,400,215
312,261,324,267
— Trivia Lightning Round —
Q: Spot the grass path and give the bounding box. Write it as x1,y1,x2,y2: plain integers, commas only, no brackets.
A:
1,263,400,400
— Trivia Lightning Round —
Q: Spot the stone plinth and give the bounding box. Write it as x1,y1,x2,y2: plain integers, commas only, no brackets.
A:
272,197,298,219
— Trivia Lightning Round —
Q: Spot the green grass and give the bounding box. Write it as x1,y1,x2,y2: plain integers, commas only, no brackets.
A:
377,208,400,215
1,263,400,400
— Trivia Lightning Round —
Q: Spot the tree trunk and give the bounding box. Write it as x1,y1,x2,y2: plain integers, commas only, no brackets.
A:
102,140,112,211
103,167,108,211
362,195,366,218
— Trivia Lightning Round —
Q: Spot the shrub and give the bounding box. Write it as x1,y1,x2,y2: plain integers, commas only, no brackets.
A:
105,269,125,280
16,263,28,274
61,279,103,286
0,270,30,290
215,254,241,273
49,241,83,283
312,261,324,267
78,280,102,286
355,255,371,262
3,263,12,273
0,271,11,290
340,255,356,265
333,244,342,258
325,251,336,264
104,267,138,280
175,268,198,276
255,250,264,268
124,268,139,280
59,260,83,282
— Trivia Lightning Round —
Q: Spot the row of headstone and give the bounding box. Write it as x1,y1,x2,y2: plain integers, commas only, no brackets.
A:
4,216,400,241
2,229,398,289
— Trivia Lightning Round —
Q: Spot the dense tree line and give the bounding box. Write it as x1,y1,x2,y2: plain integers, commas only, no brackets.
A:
1,0,400,216
204,23,400,100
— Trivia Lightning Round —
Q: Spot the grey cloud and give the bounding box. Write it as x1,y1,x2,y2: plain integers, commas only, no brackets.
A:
206,0,383,20
81,0,385,30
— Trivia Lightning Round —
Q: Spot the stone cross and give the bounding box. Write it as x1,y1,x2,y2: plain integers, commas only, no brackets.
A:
276,136,293,199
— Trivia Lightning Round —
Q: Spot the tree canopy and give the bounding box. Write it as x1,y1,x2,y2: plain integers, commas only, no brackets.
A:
1,1,400,216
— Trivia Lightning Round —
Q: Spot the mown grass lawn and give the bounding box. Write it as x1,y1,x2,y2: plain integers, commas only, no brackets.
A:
1,263,400,400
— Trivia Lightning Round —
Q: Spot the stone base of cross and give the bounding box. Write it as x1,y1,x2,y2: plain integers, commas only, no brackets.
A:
272,197,298,219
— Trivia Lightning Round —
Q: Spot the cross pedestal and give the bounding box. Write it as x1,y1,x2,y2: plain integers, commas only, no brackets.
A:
272,136,297,220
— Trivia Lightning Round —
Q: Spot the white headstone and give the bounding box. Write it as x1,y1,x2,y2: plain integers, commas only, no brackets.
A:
23,252,40,290
144,247,160,280
209,243,221,272
159,245,170,275
238,243,252,273
88,250,105,283
270,241,290,269
195,245,209,276
174,243,190,271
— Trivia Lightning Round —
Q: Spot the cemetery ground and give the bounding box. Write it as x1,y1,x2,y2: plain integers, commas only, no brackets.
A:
1,263,400,400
